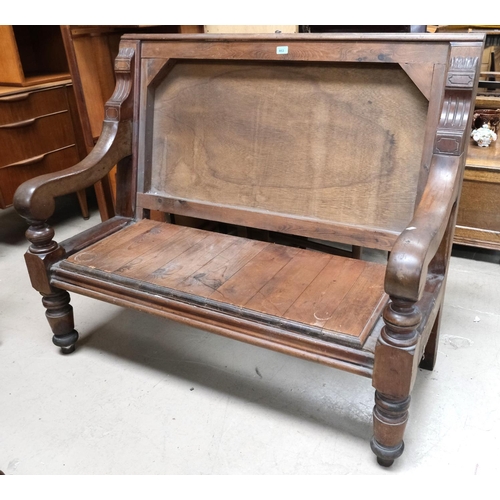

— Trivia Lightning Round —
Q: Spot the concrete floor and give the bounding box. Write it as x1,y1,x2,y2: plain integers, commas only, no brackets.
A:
1,193,499,475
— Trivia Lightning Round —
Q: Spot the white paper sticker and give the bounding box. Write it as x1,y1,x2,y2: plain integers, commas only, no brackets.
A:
276,46,289,55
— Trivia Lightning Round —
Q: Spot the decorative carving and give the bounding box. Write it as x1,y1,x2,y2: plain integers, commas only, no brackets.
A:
447,56,479,88
105,107,119,121
435,135,461,155
105,45,135,123
439,92,469,129
435,91,471,155
114,47,135,73
381,297,421,348
433,55,478,155
25,222,58,254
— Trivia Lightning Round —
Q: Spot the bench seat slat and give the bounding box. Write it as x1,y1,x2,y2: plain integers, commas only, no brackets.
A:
65,219,388,348
284,256,367,328
71,220,182,271
242,249,332,317
176,237,268,297
322,265,389,338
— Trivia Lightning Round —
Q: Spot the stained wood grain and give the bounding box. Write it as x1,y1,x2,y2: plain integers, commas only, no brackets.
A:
131,230,236,287
284,256,366,327
69,220,175,270
322,265,387,337
179,237,266,295
138,37,454,65
113,225,205,276
209,244,299,307
66,219,388,345
148,60,428,234
243,250,332,317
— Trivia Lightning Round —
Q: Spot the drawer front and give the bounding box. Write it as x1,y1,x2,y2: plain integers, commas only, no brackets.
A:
0,145,79,208
457,177,500,232
0,86,68,126
0,110,75,167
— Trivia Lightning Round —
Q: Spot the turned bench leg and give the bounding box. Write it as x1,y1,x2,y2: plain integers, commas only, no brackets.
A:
42,289,79,354
370,391,410,467
22,222,79,354
371,297,422,467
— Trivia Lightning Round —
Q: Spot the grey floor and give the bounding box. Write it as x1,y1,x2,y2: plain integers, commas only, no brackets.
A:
1,193,499,475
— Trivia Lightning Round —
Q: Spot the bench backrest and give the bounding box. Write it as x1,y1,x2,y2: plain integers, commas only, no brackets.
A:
124,34,483,250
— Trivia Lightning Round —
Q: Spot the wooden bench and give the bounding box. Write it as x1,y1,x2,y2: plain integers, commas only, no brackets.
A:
14,33,484,467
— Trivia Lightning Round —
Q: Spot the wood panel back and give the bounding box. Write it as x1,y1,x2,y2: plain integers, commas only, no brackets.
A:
147,61,428,235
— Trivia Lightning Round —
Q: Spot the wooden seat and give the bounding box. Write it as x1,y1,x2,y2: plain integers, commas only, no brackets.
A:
13,33,485,467
58,218,388,348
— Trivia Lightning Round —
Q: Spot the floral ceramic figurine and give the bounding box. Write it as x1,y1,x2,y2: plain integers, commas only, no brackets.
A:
471,123,497,147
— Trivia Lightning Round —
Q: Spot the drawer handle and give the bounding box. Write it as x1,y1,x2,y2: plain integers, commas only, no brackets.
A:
0,110,66,129
0,92,31,103
0,117,37,129
8,153,47,167
2,145,75,169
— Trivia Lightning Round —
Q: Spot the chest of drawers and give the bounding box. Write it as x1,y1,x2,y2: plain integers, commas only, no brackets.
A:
0,80,84,211
455,138,500,250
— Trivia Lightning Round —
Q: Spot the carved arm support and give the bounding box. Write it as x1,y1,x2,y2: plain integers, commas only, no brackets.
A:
385,49,482,303
14,44,136,224
14,120,132,222
12,44,136,296
385,153,462,302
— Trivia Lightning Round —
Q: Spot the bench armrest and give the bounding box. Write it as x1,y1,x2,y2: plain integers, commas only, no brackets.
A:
13,119,132,222
385,153,463,302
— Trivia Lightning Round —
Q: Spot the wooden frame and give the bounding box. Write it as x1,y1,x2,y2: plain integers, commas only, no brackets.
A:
13,33,484,467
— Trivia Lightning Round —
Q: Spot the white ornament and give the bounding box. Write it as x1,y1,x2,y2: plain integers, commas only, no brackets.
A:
471,124,497,147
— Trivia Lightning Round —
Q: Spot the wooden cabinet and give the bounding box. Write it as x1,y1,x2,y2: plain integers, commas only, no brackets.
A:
455,139,500,249
435,26,500,250
0,81,87,214
0,25,70,87
0,25,88,216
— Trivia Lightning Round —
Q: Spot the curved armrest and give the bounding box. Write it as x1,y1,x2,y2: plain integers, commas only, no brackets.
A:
385,154,463,302
14,119,132,222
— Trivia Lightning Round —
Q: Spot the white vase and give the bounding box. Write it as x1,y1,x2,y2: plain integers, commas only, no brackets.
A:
471,124,498,147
